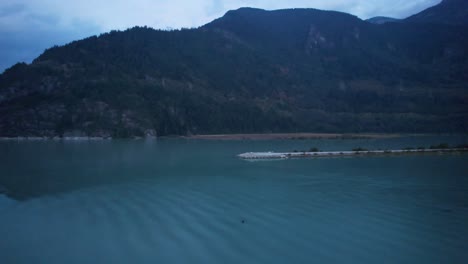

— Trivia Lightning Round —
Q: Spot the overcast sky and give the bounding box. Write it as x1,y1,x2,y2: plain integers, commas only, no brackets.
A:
0,0,441,73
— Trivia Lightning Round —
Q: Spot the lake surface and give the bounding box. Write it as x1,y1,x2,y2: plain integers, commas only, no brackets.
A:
1,135,467,263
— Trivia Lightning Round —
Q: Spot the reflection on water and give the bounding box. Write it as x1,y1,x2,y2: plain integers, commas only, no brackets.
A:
0,136,467,263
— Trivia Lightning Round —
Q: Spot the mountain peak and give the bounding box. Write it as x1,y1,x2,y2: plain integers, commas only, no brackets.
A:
366,16,400,24
223,7,265,16
206,7,361,31
203,7,363,50
405,0,468,25
216,7,359,20
441,0,465,4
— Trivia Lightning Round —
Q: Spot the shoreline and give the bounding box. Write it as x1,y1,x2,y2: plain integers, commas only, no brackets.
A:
239,148,468,160
0,136,112,141
185,133,409,140
0,133,462,141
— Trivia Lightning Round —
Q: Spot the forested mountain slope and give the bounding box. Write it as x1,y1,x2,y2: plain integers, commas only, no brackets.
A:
1,4,467,137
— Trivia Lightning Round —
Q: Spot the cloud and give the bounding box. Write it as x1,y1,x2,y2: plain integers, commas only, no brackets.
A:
0,3,25,17
0,0,441,72
0,1,103,72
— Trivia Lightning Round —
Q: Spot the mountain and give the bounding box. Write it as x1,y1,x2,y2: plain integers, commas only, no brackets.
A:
405,0,468,25
366,16,400,24
1,7,467,137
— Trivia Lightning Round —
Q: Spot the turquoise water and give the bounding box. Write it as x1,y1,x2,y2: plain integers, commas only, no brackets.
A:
0,136,467,263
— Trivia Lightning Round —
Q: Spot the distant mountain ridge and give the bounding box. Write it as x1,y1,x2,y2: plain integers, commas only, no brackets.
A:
366,16,400,25
0,3,467,137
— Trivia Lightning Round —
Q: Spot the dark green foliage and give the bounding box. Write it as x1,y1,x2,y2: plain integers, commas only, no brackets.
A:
352,147,368,151
430,143,450,149
0,4,468,137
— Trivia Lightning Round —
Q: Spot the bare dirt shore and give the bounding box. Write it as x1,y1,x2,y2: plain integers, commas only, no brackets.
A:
185,133,403,140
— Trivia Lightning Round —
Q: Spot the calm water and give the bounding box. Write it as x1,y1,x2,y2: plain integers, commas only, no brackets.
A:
0,136,467,263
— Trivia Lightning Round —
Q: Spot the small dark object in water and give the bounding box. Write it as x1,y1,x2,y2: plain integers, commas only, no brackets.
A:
441,209,453,213
241,219,246,224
